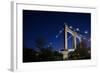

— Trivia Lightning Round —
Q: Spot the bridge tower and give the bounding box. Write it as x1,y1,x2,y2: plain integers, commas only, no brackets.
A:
62,24,68,60
61,23,81,60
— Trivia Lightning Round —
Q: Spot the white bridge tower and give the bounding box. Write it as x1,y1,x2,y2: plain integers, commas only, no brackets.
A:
62,23,81,60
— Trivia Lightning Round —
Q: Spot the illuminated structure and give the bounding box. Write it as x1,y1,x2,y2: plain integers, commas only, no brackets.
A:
62,23,82,60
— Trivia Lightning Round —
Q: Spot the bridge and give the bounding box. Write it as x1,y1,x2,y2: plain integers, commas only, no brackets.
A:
62,23,82,60
47,23,90,60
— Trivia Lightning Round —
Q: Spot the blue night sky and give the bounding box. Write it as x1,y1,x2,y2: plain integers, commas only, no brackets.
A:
23,10,91,51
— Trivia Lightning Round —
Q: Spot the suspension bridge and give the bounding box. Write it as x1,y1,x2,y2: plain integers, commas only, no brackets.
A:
47,23,90,60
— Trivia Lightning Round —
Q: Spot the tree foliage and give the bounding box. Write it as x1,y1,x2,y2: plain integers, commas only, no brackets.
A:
23,37,63,62
69,39,91,60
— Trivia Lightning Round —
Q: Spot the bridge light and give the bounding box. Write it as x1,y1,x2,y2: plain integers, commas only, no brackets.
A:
76,28,79,31
84,31,88,34
56,35,58,38
69,26,72,29
59,30,62,33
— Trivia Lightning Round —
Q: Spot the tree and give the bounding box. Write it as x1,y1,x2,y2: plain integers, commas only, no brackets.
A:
38,47,54,61
35,37,47,50
23,48,33,62
69,39,91,60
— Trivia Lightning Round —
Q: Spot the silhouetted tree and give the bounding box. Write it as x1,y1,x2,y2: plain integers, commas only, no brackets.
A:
69,39,91,60
23,48,33,62
23,37,64,62
53,51,63,60
35,37,47,51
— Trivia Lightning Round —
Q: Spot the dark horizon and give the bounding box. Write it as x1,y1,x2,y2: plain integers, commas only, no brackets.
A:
23,10,91,51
